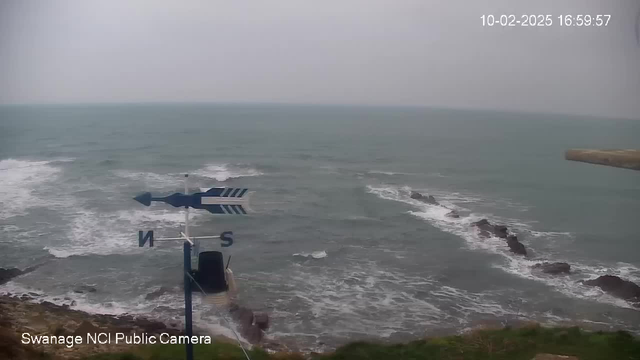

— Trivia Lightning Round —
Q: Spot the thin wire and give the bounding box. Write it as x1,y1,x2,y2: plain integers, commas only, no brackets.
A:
185,271,252,360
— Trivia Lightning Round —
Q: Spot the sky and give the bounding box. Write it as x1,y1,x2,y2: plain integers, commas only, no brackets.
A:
0,0,639,119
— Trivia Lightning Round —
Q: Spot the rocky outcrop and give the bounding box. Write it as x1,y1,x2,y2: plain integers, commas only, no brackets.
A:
0,268,22,285
410,191,439,205
470,219,527,255
471,219,508,239
582,275,640,305
254,313,270,331
445,210,460,219
506,235,527,256
0,261,51,286
533,262,571,275
229,304,270,344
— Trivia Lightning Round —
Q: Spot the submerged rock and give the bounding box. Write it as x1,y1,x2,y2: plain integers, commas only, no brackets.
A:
73,285,97,294
445,210,460,219
533,262,571,275
582,275,640,304
145,286,171,300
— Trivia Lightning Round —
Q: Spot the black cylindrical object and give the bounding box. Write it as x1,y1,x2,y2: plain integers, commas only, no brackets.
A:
194,251,228,294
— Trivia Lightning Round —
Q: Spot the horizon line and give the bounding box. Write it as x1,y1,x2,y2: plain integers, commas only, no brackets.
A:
0,100,637,121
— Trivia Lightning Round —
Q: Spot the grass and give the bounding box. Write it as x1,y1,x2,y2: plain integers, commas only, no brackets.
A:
78,326,640,360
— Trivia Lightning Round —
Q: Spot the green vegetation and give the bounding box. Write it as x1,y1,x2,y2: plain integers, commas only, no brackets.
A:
80,326,640,360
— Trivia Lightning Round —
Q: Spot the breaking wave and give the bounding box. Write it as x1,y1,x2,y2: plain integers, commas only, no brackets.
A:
45,208,195,258
193,163,263,182
0,159,66,220
293,251,328,259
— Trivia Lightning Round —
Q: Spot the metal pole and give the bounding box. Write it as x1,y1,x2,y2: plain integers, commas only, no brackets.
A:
184,241,194,360
183,174,194,360
184,174,190,238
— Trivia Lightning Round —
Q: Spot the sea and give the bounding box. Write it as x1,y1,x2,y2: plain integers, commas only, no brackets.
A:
1,104,639,351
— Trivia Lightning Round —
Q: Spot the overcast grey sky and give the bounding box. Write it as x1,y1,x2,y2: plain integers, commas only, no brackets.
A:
1,0,639,118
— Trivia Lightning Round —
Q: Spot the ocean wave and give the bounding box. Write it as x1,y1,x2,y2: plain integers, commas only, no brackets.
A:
246,260,518,343
293,251,328,259
367,170,409,176
525,230,574,238
112,170,178,188
0,158,64,220
45,208,192,258
193,163,263,182
366,184,640,310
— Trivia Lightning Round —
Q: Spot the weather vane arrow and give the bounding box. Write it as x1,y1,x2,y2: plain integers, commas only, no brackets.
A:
133,187,250,214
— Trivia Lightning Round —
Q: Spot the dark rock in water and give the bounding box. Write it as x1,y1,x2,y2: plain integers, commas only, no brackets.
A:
243,324,264,343
410,191,439,205
472,219,511,239
533,262,571,274
506,235,527,256
582,275,640,303
445,210,460,218
471,219,495,238
228,304,270,343
494,225,509,239
254,313,270,330
145,286,171,300
73,285,97,294
0,268,23,285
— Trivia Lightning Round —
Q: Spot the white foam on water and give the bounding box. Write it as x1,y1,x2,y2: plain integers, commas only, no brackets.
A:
193,163,263,181
112,170,178,188
1,225,21,232
572,262,640,283
293,251,328,259
366,184,640,310
115,208,193,225
250,258,516,344
526,230,574,238
0,281,182,318
0,159,63,220
44,200,198,257
44,209,137,258
367,170,412,176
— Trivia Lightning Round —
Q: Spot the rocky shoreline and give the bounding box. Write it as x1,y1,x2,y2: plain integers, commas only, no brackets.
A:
0,292,292,360
0,294,192,359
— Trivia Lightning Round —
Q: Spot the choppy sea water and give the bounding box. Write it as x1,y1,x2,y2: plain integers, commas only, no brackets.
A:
1,104,639,350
